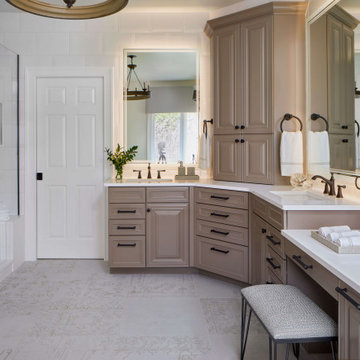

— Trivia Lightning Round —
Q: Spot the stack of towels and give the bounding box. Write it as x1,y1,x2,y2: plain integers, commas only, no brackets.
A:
318,226,360,247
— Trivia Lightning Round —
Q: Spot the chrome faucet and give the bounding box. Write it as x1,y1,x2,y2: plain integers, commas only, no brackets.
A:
312,173,336,196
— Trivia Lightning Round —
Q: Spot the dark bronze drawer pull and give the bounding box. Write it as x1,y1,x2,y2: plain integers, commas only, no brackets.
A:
292,255,313,270
117,210,136,214
342,125,349,129
266,257,280,270
210,195,230,200
210,212,229,218
210,247,229,254
336,287,360,311
266,235,280,246
117,226,136,230
210,229,230,236
117,243,136,247
342,139,349,143
266,281,273,284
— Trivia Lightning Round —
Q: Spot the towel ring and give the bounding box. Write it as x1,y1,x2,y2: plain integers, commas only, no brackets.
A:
356,177,360,190
355,120,360,137
311,113,329,132
280,113,303,133
203,119,213,138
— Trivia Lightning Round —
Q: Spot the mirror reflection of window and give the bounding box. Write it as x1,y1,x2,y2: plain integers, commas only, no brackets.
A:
126,51,199,164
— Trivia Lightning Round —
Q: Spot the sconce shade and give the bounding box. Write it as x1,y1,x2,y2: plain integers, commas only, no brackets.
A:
5,0,128,20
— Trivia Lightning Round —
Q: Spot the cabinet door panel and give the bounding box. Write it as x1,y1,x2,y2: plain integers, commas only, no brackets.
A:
213,25,239,134
338,282,360,360
329,134,356,171
213,135,242,181
241,15,272,133
242,134,273,184
147,203,189,267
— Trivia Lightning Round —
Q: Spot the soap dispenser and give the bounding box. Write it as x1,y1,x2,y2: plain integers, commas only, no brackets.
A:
177,161,186,176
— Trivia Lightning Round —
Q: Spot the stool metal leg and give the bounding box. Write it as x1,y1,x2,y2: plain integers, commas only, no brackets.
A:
240,298,252,360
330,341,337,360
285,344,290,360
269,337,272,360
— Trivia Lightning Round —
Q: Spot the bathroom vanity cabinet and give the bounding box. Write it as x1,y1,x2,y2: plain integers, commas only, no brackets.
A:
108,187,189,269
205,2,307,184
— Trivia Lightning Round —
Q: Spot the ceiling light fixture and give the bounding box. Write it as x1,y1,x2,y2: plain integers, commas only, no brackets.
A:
126,55,151,101
5,0,128,20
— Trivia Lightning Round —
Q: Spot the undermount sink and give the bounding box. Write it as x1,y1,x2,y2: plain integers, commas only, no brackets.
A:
269,190,328,203
122,178,173,183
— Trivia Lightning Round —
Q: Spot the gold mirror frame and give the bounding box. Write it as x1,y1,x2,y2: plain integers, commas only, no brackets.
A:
5,0,128,19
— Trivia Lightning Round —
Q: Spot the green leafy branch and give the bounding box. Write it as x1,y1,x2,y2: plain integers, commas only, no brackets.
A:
105,144,138,171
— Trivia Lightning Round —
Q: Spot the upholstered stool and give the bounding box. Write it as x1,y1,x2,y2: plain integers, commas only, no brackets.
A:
240,285,337,360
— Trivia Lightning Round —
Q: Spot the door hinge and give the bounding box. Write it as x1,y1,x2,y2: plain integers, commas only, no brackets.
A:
36,172,43,181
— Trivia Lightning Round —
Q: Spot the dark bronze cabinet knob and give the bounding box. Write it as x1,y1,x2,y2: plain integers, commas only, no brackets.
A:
241,125,245,129
240,139,245,143
147,208,151,213
235,139,240,143
235,125,240,130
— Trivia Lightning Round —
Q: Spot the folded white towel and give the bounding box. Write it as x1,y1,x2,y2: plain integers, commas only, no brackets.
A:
327,231,360,242
199,133,211,170
334,236,360,247
308,131,330,174
280,131,304,176
318,225,351,237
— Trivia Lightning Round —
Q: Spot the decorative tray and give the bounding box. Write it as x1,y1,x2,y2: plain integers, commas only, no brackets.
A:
310,231,360,254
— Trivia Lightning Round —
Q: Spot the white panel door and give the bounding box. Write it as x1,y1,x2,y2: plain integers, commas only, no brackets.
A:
37,77,105,259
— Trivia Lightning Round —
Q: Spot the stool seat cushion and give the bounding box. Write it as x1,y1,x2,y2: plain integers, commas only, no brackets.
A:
241,285,337,340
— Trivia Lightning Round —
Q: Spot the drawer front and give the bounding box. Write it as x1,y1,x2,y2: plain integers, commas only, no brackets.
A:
265,267,283,285
108,187,145,204
147,187,189,203
196,203,248,228
266,224,285,259
109,220,145,236
196,220,248,246
251,195,284,230
195,188,248,209
109,236,145,268
285,239,338,299
108,204,146,220
196,236,249,282
265,246,286,283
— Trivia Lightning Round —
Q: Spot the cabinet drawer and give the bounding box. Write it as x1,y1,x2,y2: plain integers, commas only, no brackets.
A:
265,246,286,283
196,203,248,227
266,224,285,259
109,236,145,268
196,220,248,246
108,204,145,220
109,220,145,236
195,188,248,209
285,239,338,299
147,187,189,203
251,195,284,230
265,267,283,285
196,236,249,282
108,187,145,203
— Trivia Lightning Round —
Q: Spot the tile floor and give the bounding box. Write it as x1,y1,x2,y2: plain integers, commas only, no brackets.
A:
0,261,296,360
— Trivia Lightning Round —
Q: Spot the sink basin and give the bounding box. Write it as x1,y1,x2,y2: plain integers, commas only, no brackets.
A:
122,178,173,183
269,190,329,203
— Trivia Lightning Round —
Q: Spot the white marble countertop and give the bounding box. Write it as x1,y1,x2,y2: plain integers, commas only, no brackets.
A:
104,178,360,211
281,230,360,293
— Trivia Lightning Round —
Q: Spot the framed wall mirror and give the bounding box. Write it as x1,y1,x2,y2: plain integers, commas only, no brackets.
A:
124,50,199,165
0,43,19,216
307,0,360,175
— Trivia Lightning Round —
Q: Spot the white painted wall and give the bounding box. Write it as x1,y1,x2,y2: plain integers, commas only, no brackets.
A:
0,9,211,262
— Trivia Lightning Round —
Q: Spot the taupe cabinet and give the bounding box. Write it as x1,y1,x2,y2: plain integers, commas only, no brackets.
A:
108,187,189,269
147,190,189,267
338,282,360,360
206,2,306,184
195,188,249,282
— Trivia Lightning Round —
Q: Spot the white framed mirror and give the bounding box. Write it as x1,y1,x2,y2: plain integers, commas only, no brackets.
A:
123,49,200,165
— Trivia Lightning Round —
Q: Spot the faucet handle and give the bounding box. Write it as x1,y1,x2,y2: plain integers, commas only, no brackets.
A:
133,170,142,179
321,180,330,194
336,185,346,199
157,170,166,179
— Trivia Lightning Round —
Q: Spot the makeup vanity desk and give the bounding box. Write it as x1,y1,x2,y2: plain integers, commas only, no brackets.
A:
282,230,360,360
